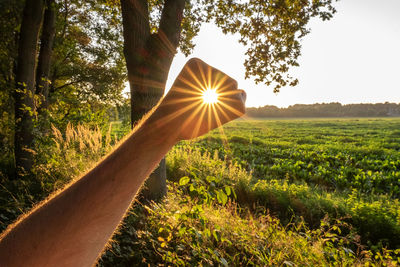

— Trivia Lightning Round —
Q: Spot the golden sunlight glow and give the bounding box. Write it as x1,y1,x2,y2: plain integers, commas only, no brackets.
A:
202,88,219,104
158,61,246,141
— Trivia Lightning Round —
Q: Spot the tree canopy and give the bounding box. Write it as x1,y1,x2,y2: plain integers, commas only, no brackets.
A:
145,0,337,92
0,0,337,178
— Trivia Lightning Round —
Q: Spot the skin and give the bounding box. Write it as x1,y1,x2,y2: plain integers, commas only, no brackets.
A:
0,58,246,267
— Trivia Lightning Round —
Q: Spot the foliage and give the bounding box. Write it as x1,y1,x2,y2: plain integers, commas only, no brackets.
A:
2,118,400,265
191,119,400,248
0,0,128,176
203,0,337,91
167,143,400,248
51,0,126,104
147,0,337,92
0,0,23,171
0,0,127,107
100,188,367,266
195,118,400,198
0,123,118,233
99,128,400,265
247,102,400,118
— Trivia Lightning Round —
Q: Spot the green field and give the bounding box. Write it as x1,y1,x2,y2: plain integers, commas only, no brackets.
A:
197,118,400,197
2,118,400,265
98,118,400,265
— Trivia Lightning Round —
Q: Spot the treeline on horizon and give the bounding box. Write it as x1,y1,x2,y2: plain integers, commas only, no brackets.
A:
246,102,400,118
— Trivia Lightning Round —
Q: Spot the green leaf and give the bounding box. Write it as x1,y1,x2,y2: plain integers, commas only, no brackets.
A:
189,184,195,191
212,230,219,242
224,186,231,196
206,176,216,183
220,257,228,266
217,190,228,205
179,176,190,186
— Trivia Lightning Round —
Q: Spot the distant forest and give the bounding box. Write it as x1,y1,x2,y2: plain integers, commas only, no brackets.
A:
246,102,400,118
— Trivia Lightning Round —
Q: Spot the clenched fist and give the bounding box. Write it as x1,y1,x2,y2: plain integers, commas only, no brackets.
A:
148,58,246,141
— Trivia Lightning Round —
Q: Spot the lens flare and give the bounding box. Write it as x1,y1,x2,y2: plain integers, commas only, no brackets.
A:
202,88,219,104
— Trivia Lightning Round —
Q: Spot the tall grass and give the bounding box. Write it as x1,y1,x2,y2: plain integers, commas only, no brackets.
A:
167,145,400,247
0,123,119,233
33,123,113,190
1,120,399,265
99,144,400,266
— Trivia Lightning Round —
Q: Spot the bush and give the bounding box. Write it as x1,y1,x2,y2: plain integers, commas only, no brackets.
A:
0,123,121,233
99,145,399,265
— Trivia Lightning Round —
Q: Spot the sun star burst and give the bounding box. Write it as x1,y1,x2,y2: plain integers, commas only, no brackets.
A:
202,88,219,104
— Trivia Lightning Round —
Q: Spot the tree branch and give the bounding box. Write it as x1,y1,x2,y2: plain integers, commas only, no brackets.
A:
120,0,150,79
158,0,186,54
51,79,83,93
36,0,56,109
138,0,186,97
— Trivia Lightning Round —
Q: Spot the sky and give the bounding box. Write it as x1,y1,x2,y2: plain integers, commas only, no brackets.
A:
164,0,400,108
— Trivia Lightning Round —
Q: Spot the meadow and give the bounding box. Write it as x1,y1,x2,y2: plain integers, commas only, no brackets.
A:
1,118,400,265
98,118,400,266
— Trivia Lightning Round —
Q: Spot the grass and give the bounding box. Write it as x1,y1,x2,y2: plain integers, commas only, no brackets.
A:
1,118,400,265
100,143,400,266
194,118,400,197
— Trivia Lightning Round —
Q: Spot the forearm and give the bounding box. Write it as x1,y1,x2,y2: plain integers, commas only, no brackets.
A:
0,119,176,267
0,57,246,267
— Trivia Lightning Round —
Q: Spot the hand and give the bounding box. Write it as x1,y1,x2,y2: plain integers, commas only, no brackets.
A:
148,58,246,141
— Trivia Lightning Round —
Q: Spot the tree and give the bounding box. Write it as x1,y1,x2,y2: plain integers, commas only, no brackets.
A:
119,0,337,199
120,0,188,200
3,0,127,178
36,0,56,110
0,1,24,176
14,0,45,177
46,0,126,129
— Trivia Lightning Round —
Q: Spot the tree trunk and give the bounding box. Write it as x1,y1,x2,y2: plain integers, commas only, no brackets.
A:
14,0,45,177
120,0,185,200
36,0,56,110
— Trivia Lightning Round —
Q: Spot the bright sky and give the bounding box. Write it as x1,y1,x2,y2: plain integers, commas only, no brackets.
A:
165,0,400,108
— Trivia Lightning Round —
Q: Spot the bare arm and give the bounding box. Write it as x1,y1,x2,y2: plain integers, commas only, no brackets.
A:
0,58,246,267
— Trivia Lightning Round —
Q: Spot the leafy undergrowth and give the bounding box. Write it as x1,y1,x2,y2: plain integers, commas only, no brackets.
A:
1,119,400,266
0,123,117,233
195,119,400,198
168,146,400,248
99,146,400,266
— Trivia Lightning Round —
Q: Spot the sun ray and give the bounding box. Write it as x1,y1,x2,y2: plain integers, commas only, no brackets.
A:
150,100,202,129
211,76,229,93
211,104,231,152
218,101,245,117
207,102,213,133
198,63,209,89
155,62,246,145
163,96,202,106
179,102,207,138
218,89,242,97
186,66,207,92
211,103,224,129
207,65,212,90
190,104,208,139
182,103,205,128
239,114,251,121
214,103,231,123
178,77,205,94
172,85,204,96
218,95,239,101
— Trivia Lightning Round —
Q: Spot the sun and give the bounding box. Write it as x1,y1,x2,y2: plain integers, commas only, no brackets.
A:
202,88,219,104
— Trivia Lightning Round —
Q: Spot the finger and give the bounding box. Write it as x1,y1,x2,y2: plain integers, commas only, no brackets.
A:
237,89,247,103
218,89,246,119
